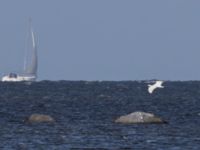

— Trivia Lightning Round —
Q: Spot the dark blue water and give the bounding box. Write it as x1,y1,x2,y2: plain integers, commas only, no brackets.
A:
0,81,200,149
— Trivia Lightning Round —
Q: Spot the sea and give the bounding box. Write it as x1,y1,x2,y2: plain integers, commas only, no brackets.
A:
0,81,199,150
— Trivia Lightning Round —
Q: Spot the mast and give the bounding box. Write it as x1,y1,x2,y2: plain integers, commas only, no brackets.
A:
24,19,38,76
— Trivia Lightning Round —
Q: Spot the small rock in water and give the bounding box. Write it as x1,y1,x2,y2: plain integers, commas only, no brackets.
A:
28,114,55,123
17,143,28,150
115,111,167,124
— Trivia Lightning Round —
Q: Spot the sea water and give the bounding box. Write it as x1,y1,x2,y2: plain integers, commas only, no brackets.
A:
0,81,199,149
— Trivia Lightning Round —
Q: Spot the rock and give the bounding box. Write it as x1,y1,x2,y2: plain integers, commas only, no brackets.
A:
28,114,55,123
17,143,28,150
115,111,167,124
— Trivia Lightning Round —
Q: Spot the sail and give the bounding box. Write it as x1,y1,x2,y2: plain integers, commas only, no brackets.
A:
24,22,38,76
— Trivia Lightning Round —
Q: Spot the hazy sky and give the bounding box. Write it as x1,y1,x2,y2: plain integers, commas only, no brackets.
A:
0,0,200,81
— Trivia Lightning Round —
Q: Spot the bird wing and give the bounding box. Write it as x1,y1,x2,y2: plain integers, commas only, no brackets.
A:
156,81,163,86
148,85,155,94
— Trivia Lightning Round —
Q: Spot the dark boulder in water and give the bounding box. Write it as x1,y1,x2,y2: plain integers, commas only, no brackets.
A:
28,114,55,123
17,143,28,150
115,111,167,124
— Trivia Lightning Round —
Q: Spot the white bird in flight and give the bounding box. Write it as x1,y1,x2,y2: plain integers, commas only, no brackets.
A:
148,81,164,94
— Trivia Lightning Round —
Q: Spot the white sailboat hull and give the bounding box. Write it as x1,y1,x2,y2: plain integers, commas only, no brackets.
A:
2,75,36,82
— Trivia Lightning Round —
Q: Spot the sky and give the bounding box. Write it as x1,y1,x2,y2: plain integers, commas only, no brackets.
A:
0,0,200,81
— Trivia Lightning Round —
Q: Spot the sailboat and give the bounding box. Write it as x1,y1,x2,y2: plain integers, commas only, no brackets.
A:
2,21,38,82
